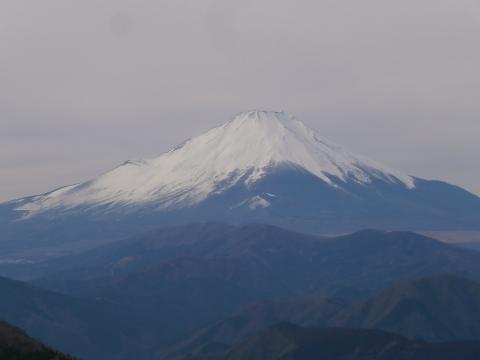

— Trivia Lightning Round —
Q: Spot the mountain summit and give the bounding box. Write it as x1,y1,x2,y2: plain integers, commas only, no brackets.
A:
15,110,414,217
1,111,479,260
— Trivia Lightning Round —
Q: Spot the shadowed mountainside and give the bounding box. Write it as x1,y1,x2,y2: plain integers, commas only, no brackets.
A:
0,321,75,360
165,274,480,359
0,275,156,360
335,274,480,341
184,323,480,360
28,223,480,298
4,224,480,359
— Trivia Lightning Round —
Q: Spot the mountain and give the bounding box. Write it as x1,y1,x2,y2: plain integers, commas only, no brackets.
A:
163,297,346,360
5,225,480,359
183,323,480,360
335,274,480,341
40,258,272,349
15,224,480,358
0,275,156,360
1,111,480,261
163,275,480,358
29,224,480,297
11,111,416,214
0,321,75,360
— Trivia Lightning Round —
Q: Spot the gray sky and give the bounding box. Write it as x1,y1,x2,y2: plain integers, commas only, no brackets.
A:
2,0,480,202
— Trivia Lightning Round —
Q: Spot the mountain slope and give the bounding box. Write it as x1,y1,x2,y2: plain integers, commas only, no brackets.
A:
17,224,480,357
184,323,480,360
46,258,272,348
0,275,155,360
163,275,480,358
1,110,480,261
6,225,480,359
0,321,75,360
30,224,480,296
164,297,346,360
335,274,480,341
12,110,415,216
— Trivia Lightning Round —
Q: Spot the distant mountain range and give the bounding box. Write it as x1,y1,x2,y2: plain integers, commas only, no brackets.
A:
173,274,480,359
165,296,347,360
27,224,480,297
184,323,480,360
2,110,480,359
335,274,480,341
2,224,480,359
1,111,480,261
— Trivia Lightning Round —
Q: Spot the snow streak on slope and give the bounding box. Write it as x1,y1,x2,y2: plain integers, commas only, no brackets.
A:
15,111,415,217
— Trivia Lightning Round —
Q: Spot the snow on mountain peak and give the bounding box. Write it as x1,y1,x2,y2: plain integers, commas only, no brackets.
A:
15,111,415,216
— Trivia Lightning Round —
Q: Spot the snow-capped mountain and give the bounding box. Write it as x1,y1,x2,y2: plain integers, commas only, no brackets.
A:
1,110,480,261
15,110,415,217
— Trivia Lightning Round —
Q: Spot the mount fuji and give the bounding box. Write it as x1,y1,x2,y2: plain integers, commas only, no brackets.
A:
1,110,480,260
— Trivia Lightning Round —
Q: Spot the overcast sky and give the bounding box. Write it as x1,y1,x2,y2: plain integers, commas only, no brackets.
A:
1,0,480,202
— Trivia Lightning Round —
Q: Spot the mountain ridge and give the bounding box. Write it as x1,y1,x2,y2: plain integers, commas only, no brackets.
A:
1,111,480,260
12,110,415,217
183,323,480,360
0,321,75,360
163,274,480,359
